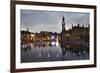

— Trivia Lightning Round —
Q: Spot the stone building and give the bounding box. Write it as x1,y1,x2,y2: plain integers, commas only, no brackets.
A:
61,16,89,49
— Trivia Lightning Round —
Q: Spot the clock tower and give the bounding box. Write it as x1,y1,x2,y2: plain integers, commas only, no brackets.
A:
62,16,66,32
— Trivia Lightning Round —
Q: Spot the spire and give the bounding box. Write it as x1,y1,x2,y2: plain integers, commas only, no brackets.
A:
62,16,66,31
62,16,65,21
82,25,84,28
72,24,73,29
78,24,80,27
88,24,90,28
27,27,29,32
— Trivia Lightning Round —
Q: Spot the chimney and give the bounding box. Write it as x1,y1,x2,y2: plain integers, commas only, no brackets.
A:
78,24,80,27
72,24,73,29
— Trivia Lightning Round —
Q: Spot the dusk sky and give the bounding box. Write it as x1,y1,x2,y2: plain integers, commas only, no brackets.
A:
21,9,90,33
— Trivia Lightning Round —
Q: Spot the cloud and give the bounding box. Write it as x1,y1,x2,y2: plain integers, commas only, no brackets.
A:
21,10,89,32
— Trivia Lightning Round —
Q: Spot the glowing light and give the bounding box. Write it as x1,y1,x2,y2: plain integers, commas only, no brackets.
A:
56,40,59,46
51,41,56,45
48,54,50,58
51,36,55,39
31,34,34,37
39,53,42,57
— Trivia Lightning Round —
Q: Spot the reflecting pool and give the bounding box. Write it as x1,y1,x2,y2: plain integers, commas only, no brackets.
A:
21,41,89,63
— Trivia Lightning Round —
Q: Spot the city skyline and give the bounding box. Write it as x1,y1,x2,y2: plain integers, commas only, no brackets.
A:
21,9,90,33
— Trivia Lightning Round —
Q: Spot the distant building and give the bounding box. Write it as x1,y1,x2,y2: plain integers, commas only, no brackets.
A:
65,24,89,42
21,16,89,45
61,16,89,43
21,28,30,42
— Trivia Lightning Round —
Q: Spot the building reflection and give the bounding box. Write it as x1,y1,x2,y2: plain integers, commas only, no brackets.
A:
21,40,89,62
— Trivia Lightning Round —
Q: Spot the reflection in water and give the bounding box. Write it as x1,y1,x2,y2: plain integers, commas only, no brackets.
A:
21,40,89,63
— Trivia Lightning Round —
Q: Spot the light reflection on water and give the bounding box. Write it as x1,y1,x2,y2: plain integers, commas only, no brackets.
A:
21,41,89,63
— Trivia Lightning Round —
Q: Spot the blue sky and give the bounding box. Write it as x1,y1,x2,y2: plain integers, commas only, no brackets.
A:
21,9,89,33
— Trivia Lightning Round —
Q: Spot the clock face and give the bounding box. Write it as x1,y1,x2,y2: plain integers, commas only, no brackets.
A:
62,22,65,26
